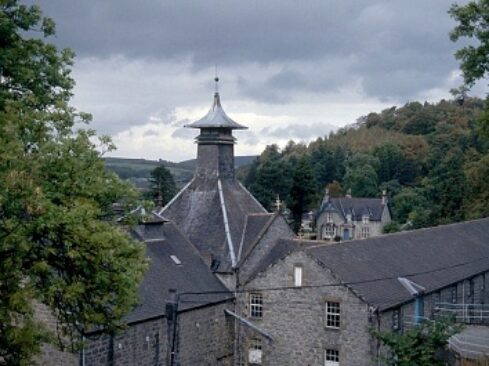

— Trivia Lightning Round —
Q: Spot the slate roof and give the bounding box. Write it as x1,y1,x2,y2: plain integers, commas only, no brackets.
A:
185,92,247,130
249,218,489,311
126,220,232,324
319,197,387,221
159,178,267,272
238,213,275,261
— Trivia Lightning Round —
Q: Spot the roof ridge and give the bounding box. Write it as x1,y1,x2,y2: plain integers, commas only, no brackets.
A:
238,213,280,266
217,178,237,267
159,177,195,215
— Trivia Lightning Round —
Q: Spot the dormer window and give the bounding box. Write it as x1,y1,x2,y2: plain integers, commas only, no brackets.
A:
346,214,352,222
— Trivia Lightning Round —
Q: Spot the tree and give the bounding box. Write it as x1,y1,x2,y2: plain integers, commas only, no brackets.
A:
450,0,489,138
249,145,292,209
343,153,380,197
287,157,318,233
148,165,177,206
372,319,462,366
0,3,147,364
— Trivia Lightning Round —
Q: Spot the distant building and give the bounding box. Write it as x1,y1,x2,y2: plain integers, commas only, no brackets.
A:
316,188,391,241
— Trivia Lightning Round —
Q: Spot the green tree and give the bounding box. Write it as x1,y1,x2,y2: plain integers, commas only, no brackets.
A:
148,165,177,206
287,157,318,233
0,3,147,364
450,0,489,138
343,153,380,197
392,188,430,224
249,145,292,209
372,319,462,366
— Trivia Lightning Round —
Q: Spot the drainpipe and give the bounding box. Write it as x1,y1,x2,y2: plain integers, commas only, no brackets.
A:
398,277,426,324
166,289,179,366
233,267,240,366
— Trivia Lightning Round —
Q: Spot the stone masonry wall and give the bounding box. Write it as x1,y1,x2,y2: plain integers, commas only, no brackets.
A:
83,300,234,366
238,250,374,366
376,271,489,363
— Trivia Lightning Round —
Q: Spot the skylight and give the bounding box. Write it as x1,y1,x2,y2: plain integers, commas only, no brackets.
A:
170,255,182,265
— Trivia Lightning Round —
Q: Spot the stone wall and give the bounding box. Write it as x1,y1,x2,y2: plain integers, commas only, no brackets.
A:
83,300,234,366
238,250,374,366
35,303,79,366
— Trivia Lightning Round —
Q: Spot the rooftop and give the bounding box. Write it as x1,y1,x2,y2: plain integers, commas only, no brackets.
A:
185,91,247,130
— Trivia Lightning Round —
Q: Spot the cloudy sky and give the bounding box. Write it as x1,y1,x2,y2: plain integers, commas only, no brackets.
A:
31,0,482,161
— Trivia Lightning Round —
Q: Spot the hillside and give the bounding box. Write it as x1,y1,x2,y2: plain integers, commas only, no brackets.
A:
241,97,489,231
105,156,257,189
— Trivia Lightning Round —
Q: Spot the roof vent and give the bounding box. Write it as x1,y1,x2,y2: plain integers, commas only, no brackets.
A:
170,255,182,265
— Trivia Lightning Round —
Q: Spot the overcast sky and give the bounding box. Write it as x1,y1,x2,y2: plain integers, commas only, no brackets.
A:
31,0,482,161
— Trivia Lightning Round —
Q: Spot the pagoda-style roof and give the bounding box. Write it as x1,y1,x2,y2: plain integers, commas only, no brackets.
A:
185,92,247,130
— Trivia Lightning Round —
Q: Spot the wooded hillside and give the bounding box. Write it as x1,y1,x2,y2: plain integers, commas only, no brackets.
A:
240,97,489,231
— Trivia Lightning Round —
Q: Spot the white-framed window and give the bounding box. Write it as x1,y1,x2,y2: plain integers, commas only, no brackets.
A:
361,226,370,239
325,301,340,329
362,214,369,224
326,212,333,223
294,265,303,287
250,293,263,319
346,214,352,222
325,349,339,366
323,225,335,239
248,338,262,365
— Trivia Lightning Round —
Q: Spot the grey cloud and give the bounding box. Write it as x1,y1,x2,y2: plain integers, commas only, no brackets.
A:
28,0,471,118
171,127,198,140
261,122,337,140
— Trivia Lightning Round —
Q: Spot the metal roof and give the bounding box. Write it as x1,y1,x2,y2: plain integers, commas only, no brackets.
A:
185,92,247,130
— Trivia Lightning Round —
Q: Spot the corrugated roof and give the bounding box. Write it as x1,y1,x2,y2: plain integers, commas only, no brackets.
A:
126,221,232,324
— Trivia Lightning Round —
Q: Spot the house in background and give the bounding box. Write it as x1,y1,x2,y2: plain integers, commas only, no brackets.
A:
315,188,391,241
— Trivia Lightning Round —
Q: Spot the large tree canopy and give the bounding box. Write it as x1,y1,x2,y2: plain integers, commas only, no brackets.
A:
0,2,147,365
450,0,489,137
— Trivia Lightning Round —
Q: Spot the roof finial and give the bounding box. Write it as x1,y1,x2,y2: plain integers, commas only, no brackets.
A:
214,65,219,93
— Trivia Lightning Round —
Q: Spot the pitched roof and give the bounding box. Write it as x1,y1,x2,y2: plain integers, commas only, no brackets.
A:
238,213,275,261
307,218,489,310
159,178,267,272
248,218,489,311
126,220,232,324
320,197,387,221
185,92,247,130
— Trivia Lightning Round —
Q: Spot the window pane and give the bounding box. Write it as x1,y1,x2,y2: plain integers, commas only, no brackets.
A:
326,301,340,328
250,293,263,318
325,349,339,365
294,266,302,287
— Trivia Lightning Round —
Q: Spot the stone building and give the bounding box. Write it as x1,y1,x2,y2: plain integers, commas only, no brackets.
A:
237,218,489,365
157,85,294,289
39,84,489,366
315,188,391,241
45,85,293,366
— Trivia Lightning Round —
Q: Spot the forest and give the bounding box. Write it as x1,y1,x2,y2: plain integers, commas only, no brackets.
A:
239,97,489,232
